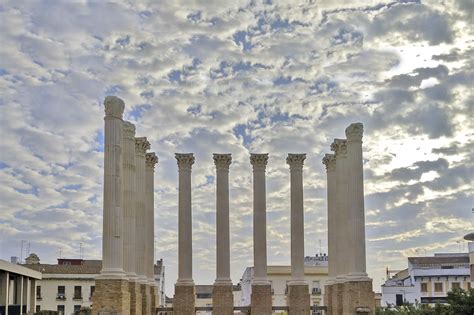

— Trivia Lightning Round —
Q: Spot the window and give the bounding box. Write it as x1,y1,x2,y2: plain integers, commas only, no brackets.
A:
74,286,82,299
90,285,95,299
57,286,66,299
434,282,443,292
420,283,428,292
395,294,403,306
468,282,471,289
74,305,81,313
451,282,461,290
36,305,41,313
57,305,65,315
36,286,42,299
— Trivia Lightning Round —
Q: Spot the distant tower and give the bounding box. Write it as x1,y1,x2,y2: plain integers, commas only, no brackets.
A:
25,253,40,264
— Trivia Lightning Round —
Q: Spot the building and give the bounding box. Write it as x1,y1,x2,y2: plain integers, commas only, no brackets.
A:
238,254,329,312
23,254,166,314
1,259,42,315
381,252,471,306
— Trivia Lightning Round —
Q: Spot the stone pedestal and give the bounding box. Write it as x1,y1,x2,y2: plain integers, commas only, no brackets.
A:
250,284,272,315
149,285,157,314
332,283,344,315
324,284,333,315
341,281,375,315
288,284,310,314
212,284,234,315
92,279,130,315
129,281,142,315
140,283,151,315
173,284,195,315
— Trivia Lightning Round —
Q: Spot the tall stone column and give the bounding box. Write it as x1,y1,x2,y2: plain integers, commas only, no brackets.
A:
145,152,158,314
174,153,196,314
286,154,310,314
249,153,272,315
212,154,233,315
93,96,130,315
123,122,142,315
322,153,336,315
135,137,151,315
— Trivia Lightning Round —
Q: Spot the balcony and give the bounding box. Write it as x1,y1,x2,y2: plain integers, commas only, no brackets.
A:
56,293,66,300
312,288,322,295
73,294,83,301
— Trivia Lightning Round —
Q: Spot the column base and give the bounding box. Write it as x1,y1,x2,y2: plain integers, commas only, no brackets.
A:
140,283,151,315
288,284,310,314
324,284,333,315
341,280,375,315
129,281,142,315
92,278,130,315
173,283,196,315
250,284,272,315
212,283,234,315
332,282,344,315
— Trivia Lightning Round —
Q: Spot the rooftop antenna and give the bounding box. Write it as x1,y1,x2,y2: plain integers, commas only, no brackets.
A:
20,240,26,264
58,247,62,259
79,243,84,259
27,242,31,256
319,239,322,256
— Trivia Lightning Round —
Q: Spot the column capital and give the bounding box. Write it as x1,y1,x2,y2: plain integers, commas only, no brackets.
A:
286,153,306,171
135,137,150,155
146,152,158,170
175,153,195,170
104,96,125,119
213,153,232,170
322,154,336,172
250,153,269,170
345,122,364,142
330,139,347,157
123,121,136,139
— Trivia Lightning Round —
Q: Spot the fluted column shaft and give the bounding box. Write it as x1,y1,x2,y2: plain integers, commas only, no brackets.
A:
323,154,337,281
123,121,137,280
346,123,368,279
100,96,126,278
135,137,150,283
214,154,232,284
176,153,195,284
287,154,306,283
146,153,158,285
250,153,269,284
331,139,350,281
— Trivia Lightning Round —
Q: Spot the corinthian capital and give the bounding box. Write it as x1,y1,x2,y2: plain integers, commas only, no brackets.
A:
146,152,159,169
250,153,269,170
322,154,336,172
345,122,364,142
330,139,347,156
286,153,306,171
123,121,136,139
213,154,232,171
135,137,150,154
175,153,195,171
104,96,125,119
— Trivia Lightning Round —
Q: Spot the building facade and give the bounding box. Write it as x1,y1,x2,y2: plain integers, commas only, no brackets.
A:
381,252,471,306
23,255,166,314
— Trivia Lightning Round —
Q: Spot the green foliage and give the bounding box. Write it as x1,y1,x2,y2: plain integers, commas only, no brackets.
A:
376,288,474,315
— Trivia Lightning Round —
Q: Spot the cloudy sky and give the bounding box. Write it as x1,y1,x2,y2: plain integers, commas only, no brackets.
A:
0,0,472,296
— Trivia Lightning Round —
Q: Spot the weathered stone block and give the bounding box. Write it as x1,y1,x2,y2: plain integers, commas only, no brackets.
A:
332,283,344,315
140,283,151,315
129,281,142,315
324,284,333,315
250,284,272,315
149,285,157,314
92,279,130,315
288,284,310,314
173,284,195,315
212,284,234,315
341,280,375,315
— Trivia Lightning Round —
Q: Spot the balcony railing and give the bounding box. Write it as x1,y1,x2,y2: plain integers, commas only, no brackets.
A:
56,293,66,300
312,288,322,295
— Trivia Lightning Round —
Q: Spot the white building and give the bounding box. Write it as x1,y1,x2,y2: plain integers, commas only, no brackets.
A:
381,252,472,306
23,254,166,314
238,254,329,312
1,259,42,315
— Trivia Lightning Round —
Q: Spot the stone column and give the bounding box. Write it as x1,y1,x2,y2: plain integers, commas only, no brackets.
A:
93,96,130,315
122,122,142,315
322,153,337,315
286,154,310,314
249,153,272,315
174,153,196,314
136,137,150,315
145,152,158,314
212,154,233,315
